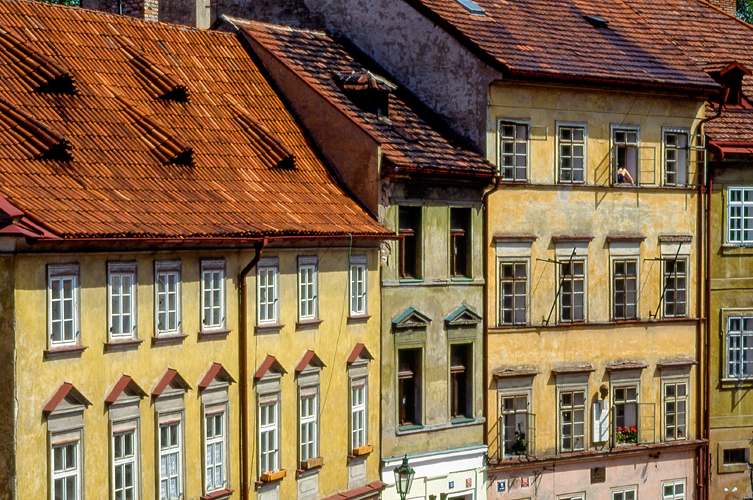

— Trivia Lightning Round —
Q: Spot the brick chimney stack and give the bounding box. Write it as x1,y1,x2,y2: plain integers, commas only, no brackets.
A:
706,0,737,17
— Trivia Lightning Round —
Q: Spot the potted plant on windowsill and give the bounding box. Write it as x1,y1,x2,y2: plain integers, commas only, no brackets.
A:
616,426,638,444
512,423,527,455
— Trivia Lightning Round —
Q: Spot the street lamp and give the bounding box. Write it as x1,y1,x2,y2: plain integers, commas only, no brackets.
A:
393,455,415,500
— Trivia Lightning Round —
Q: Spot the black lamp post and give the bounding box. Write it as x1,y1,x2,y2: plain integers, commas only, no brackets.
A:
393,455,415,500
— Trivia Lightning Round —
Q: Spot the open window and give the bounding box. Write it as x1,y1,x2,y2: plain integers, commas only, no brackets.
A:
398,348,422,427
398,206,422,279
450,343,472,420
450,208,471,278
613,128,638,185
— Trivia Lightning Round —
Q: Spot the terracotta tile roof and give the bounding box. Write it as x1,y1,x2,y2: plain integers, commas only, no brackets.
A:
395,0,719,91
230,20,496,177
0,0,388,239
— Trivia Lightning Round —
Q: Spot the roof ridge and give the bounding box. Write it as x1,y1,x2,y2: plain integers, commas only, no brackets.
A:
0,26,76,94
0,98,72,160
224,16,329,36
118,39,189,102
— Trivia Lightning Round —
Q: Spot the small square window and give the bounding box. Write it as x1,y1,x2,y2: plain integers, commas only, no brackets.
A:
662,481,685,500
612,487,636,500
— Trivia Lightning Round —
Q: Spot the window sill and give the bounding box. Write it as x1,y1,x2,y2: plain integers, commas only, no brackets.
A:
44,345,88,359
721,243,753,249
398,425,424,432
257,469,287,483
396,417,485,435
398,278,424,283
255,324,284,334
450,277,474,282
347,315,371,324
201,489,234,500
299,457,324,470
296,319,323,330
104,338,144,352
489,317,700,332
199,329,231,341
451,417,475,424
720,377,753,387
151,334,188,346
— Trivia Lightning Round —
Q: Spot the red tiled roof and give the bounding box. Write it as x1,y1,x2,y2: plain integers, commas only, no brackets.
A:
0,0,388,239
395,0,719,91
231,20,496,177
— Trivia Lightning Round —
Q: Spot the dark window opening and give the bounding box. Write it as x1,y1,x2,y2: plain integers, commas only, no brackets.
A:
450,344,472,419
724,448,748,464
398,206,421,279
450,208,471,278
614,129,638,185
398,348,422,426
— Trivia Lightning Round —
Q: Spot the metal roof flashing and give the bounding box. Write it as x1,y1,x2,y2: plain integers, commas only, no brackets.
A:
455,0,485,15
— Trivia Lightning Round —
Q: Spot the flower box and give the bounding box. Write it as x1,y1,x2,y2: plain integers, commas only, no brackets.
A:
300,457,324,470
616,426,638,444
260,469,287,482
352,444,374,456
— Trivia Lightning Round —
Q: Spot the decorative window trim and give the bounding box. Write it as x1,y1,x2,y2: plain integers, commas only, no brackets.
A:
47,263,81,350
662,127,691,187
497,118,530,182
108,261,138,342
255,357,285,481
298,255,319,323
201,259,226,333
154,260,182,338
348,344,372,456
723,312,753,379
717,440,752,473
111,422,139,500
50,428,84,500
258,395,281,479
349,255,368,317
556,122,587,184
158,413,184,500
257,257,280,327
46,383,90,500
203,403,229,494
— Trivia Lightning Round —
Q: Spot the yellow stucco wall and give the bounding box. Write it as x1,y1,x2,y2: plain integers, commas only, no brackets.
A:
485,83,704,460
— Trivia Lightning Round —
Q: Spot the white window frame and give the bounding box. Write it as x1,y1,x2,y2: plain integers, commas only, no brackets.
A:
500,393,530,458
350,255,368,317
727,315,753,379
558,258,587,324
612,258,639,321
498,119,529,181
612,486,637,500
154,260,182,337
112,426,138,500
298,256,318,322
612,125,640,185
158,417,183,500
200,259,226,332
662,257,687,319
727,186,753,244
557,123,587,184
257,258,279,326
203,405,228,493
108,262,137,341
558,386,587,453
663,128,690,187
662,378,688,442
299,389,318,462
258,398,280,475
48,264,80,348
662,480,685,500
613,382,640,444
51,432,83,500
498,259,528,326
350,377,367,451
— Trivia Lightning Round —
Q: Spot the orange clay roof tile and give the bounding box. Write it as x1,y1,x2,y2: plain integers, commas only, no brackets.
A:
0,0,388,239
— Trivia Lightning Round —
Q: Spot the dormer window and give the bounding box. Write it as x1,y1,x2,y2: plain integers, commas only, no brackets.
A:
335,71,396,117
703,60,752,107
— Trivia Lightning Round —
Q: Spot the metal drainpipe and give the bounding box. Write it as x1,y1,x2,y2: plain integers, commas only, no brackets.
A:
239,237,267,500
482,176,501,453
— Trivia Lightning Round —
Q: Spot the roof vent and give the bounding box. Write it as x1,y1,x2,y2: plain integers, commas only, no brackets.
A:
0,98,73,161
335,71,396,118
237,114,296,169
584,14,609,28
0,28,77,95
455,0,485,15
120,42,189,103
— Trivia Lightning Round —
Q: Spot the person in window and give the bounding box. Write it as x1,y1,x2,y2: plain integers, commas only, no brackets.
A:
616,166,635,185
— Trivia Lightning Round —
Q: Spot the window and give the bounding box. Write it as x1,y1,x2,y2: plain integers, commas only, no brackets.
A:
398,206,421,279
48,264,80,348
612,487,636,500
299,391,318,462
450,208,471,278
613,260,637,320
259,400,279,474
724,448,748,464
727,316,753,378
351,380,367,450
398,348,422,427
108,262,137,341
663,481,685,500
559,390,585,452
614,386,638,444
559,260,585,323
501,395,528,457
52,440,80,500
558,125,585,183
159,421,182,500
450,344,472,419
663,258,687,318
499,261,526,325
664,381,687,441
728,187,753,244
350,255,367,316
201,260,225,331
613,128,638,185
155,261,181,336
257,258,279,325
204,410,226,493
298,256,318,322
499,121,527,181
113,430,137,500
664,131,688,186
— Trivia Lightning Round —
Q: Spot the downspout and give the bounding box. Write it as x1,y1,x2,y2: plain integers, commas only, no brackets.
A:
239,237,267,500
482,176,501,454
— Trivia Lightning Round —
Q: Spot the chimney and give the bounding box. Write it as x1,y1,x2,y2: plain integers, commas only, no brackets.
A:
81,0,158,22
706,0,736,17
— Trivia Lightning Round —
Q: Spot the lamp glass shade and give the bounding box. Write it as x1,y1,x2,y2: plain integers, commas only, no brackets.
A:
394,456,415,497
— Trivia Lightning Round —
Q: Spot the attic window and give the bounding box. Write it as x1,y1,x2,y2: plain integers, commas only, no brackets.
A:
335,71,396,118
0,28,77,95
703,60,752,107
120,42,189,103
456,0,485,15
584,15,609,28
237,114,296,169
